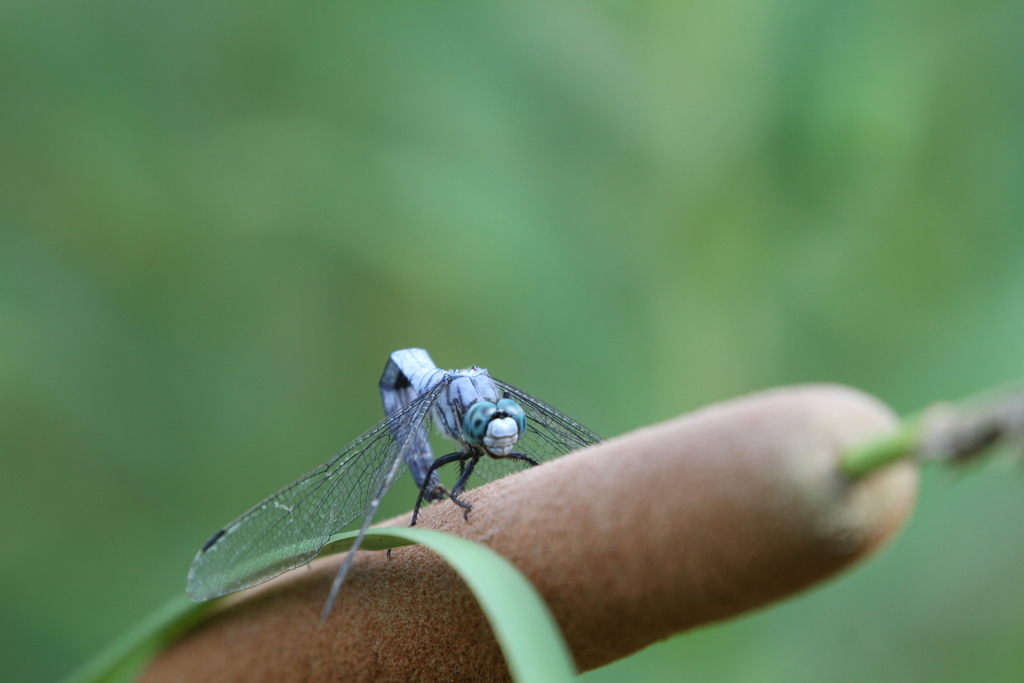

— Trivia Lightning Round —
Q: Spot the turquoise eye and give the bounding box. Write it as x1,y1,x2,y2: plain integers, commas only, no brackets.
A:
463,401,497,445
497,398,526,437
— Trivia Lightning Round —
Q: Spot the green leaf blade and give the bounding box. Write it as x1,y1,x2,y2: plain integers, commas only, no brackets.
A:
64,528,574,683
334,528,577,683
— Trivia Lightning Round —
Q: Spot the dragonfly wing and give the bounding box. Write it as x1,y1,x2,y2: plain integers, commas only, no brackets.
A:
319,379,447,619
186,385,443,601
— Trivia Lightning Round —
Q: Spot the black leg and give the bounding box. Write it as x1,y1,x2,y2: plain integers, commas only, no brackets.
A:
410,450,474,526
493,452,541,467
448,457,480,520
448,492,473,520
394,448,480,557
451,456,479,497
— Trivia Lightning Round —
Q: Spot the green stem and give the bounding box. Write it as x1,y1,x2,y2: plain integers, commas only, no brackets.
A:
841,416,924,479
842,383,1024,478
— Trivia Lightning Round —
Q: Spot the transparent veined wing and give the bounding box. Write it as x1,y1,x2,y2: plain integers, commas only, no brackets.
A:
186,381,446,601
469,378,601,484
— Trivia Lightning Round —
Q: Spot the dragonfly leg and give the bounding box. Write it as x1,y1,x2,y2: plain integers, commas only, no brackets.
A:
449,456,481,520
410,450,474,526
449,492,473,521
450,456,479,497
410,483,441,527
493,451,541,467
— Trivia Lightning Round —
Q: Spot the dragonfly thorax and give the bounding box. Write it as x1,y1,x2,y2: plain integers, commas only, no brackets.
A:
427,368,497,440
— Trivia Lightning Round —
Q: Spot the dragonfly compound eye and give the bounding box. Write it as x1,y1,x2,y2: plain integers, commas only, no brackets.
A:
463,401,498,445
496,398,527,437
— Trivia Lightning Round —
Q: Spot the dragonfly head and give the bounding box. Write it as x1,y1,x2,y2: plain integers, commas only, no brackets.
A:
462,398,526,456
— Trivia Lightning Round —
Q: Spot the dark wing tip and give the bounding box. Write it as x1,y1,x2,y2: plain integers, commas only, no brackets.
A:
200,528,226,553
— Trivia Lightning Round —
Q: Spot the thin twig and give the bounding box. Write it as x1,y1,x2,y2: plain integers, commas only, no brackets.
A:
842,385,1024,478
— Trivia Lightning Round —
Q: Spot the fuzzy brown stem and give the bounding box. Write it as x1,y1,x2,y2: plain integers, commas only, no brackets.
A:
141,384,918,682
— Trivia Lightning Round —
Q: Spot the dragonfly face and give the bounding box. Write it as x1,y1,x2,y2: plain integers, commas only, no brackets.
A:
462,398,527,456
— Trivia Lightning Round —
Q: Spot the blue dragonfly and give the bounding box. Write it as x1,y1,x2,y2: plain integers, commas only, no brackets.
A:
186,348,600,620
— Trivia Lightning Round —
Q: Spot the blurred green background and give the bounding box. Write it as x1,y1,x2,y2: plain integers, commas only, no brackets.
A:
2,1,1023,681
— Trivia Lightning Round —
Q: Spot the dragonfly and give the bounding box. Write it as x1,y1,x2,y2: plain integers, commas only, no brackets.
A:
186,348,600,620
